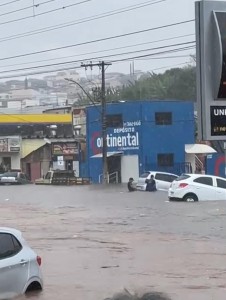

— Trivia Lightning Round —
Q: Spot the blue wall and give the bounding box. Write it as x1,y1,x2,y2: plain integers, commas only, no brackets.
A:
86,100,195,183
206,153,226,178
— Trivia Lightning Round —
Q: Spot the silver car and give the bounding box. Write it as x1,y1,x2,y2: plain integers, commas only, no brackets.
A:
0,227,43,299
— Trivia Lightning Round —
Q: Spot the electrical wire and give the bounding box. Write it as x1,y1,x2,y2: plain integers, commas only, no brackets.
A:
0,41,195,74
111,46,195,63
0,46,196,79
0,20,195,62
0,33,195,69
0,0,91,27
0,0,167,43
0,0,22,8
0,0,58,18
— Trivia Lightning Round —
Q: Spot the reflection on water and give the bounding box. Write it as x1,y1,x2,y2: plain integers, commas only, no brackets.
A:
1,185,226,300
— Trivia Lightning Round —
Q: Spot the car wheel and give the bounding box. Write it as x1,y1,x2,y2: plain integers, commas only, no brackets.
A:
183,194,198,202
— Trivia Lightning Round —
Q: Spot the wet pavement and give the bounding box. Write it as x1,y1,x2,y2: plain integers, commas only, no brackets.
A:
1,184,226,300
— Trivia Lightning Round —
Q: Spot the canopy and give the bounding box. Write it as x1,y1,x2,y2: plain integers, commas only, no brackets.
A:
185,144,217,154
91,151,123,158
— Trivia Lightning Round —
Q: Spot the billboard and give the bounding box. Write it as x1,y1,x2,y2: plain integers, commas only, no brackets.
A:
52,143,78,156
196,0,226,140
0,137,20,152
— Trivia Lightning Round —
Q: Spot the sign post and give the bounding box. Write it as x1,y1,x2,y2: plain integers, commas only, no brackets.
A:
196,0,226,140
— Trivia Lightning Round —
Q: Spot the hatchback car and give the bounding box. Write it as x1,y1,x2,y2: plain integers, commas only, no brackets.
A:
136,171,178,191
0,227,43,299
168,173,226,201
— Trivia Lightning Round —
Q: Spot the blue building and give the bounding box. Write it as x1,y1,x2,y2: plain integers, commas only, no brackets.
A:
85,100,195,183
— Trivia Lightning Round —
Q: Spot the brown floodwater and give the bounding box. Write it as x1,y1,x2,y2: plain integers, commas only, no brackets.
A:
1,184,226,300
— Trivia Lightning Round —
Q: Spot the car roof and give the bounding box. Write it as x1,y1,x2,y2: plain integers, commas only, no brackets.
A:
145,171,178,176
0,227,22,239
181,173,226,180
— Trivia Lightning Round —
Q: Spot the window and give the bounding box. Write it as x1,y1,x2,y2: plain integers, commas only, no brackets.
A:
157,154,174,167
106,114,123,128
193,177,213,186
217,178,226,189
155,173,167,181
0,233,22,259
154,173,177,182
45,172,51,180
155,112,172,125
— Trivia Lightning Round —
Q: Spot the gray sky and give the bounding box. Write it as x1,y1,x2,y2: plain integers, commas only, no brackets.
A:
0,0,200,80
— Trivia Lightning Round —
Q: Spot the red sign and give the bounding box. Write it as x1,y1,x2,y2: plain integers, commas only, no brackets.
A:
52,143,78,155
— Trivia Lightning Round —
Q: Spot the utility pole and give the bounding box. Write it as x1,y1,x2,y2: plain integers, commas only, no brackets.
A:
81,61,111,184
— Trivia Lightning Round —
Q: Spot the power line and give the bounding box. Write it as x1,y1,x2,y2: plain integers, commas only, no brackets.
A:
0,0,91,27
0,41,195,74
0,46,195,79
0,33,195,69
111,46,195,63
0,0,58,18
0,0,167,43
0,20,195,62
0,0,22,8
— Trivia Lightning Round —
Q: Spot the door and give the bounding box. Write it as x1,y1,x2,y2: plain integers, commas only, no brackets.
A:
0,233,29,298
44,171,52,184
154,173,178,191
107,155,121,183
121,155,139,183
215,177,226,200
192,176,216,200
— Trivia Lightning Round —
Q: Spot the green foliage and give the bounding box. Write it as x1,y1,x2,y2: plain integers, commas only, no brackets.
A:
106,65,196,102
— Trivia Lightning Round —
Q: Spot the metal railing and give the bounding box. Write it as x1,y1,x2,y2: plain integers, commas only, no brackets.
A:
99,171,119,184
195,155,204,173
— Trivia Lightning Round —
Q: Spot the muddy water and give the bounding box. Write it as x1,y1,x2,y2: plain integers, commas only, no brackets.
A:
1,185,226,300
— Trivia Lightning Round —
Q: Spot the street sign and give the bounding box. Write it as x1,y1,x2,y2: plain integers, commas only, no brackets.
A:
196,1,226,140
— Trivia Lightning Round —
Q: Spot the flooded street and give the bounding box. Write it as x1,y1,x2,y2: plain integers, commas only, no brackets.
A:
1,185,226,300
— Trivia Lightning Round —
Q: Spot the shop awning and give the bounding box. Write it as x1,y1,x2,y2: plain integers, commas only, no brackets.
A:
21,140,47,159
91,151,123,158
185,144,217,154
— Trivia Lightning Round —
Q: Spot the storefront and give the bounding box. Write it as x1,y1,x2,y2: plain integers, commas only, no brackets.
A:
85,101,195,183
0,136,21,172
51,140,80,176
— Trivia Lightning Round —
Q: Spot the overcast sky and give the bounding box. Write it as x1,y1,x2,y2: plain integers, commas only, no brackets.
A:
0,0,202,80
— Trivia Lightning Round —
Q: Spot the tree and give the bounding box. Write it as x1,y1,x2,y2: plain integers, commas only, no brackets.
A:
106,64,196,102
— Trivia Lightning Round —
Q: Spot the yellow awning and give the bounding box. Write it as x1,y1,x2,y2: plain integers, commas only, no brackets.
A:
0,114,72,124
21,139,47,158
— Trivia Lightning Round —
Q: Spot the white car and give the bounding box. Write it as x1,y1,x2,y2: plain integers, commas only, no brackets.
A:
0,227,43,299
168,173,226,201
136,171,179,191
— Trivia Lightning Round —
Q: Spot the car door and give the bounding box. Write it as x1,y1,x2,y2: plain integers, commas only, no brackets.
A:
192,176,216,200
215,177,226,200
0,233,29,297
154,173,168,190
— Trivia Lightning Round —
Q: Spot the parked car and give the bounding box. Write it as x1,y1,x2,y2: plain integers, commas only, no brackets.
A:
0,172,31,185
136,171,178,191
168,173,226,201
0,227,43,299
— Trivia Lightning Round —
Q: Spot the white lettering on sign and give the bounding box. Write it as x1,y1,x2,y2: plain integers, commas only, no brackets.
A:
96,132,139,149
214,109,226,116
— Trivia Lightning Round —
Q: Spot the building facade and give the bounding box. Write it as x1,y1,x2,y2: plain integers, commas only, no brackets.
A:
85,101,195,183
0,136,21,172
